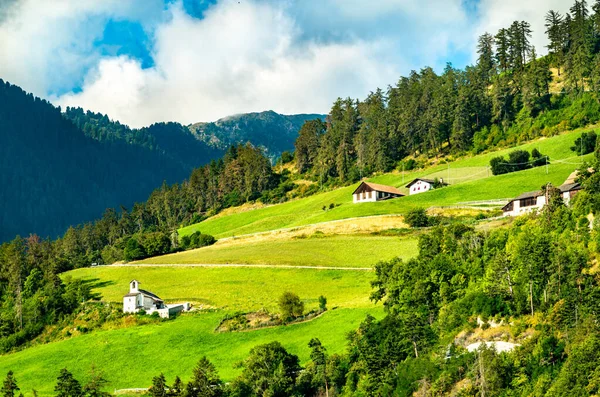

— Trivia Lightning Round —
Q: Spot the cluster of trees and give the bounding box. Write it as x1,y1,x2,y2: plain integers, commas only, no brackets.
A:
571,130,598,154
0,235,94,353
489,148,548,175
293,0,600,186
144,341,336,397
2,367,111,397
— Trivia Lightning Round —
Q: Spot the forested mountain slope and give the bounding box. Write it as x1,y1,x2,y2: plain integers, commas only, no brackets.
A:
189,110,325,159
0,80,223,242
63,108,223,173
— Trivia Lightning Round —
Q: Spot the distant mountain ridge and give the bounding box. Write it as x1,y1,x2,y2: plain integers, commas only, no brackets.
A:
189,110,325,158
0,79,323,242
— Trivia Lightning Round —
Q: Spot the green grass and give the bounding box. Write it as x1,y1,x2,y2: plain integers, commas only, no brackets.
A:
0,265,380,395
0,308,381,396
181,160,589,239
137,234,418,268
64,266,376,311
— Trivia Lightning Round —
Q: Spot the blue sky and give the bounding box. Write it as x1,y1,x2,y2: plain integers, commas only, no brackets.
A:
0,0,573,127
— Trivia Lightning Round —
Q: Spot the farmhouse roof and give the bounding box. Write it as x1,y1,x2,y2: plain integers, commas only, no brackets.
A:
514,190,542,200
559,182,582,193
352,181,403,196
405,178,448,188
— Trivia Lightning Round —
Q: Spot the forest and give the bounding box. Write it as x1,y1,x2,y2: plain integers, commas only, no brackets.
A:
295,0,600,185
3,152,600,396
0,83,223,242
6,1,600,395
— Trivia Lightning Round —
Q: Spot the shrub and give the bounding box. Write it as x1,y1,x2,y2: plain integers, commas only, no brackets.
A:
123,238,145,262
405,208,430,228
182,231,217,250
571,131,597,155
318,296,327,311
278,292,304,320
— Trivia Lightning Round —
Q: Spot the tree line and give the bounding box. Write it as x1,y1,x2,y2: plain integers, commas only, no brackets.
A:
294,0,600,186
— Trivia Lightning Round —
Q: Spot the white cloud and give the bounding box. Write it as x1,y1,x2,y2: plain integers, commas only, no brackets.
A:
0,0,163,95
55,1,403,127
4,0,566,128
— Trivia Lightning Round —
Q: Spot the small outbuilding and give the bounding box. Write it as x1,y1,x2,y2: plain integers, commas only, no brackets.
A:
352,182,404,204
123,280,190,318
406,178,448,195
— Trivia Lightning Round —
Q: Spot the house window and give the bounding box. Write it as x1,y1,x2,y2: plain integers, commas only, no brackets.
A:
519,197,537,207
368,191,371,198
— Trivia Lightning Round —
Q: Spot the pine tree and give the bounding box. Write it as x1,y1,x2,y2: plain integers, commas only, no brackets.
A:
565,0,592,93
495,28,511,72
185,357,223,397
545,10,566,75
54,369,82,397
477,33,496,84
1,372,19,397
149,374,168,397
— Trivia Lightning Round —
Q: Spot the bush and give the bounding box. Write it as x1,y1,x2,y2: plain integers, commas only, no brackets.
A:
571,131,597,155
278,292,304,320
318,296,327,311
405,208,430,228
123,238,146,262
182,231,217,250
490,149,546,175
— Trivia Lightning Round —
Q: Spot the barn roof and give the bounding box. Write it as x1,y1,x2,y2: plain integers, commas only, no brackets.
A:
405,178,449,188
352,181,403,196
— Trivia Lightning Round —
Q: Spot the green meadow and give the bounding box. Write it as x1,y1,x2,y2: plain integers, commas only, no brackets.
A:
0,308,381,396
180,128,592,239
64,266,376,311
180,159,589,239
136,234,419,268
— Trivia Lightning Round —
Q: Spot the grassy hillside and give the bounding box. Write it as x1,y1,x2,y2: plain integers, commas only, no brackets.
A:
137,234,418,268
180,127,592,239
0,265,380,395
0,308,381,396
63,266,376,311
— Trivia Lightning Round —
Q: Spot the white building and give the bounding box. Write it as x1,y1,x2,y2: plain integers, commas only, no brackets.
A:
352,182,404,204
406,178,448,195
123,280,190,318
502,183,582,217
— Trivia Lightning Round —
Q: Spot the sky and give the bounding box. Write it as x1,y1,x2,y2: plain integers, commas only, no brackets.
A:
0,0,577,127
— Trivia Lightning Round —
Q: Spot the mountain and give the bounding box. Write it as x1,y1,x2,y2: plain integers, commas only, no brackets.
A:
64,108,223,173
1,81,323,243
189,110,325,159
0,80,222,242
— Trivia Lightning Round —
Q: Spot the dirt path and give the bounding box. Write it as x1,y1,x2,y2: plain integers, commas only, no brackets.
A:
106,263,373,271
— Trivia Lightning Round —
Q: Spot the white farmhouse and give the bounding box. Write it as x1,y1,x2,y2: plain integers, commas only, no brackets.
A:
406,178,448,195
502,183,582,217
123,280,190,318
352,182,404,204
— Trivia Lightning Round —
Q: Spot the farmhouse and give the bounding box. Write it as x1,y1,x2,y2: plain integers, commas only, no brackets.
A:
502,183,582,217
123,280,190,318
406,178,448,195
352,182,404,203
